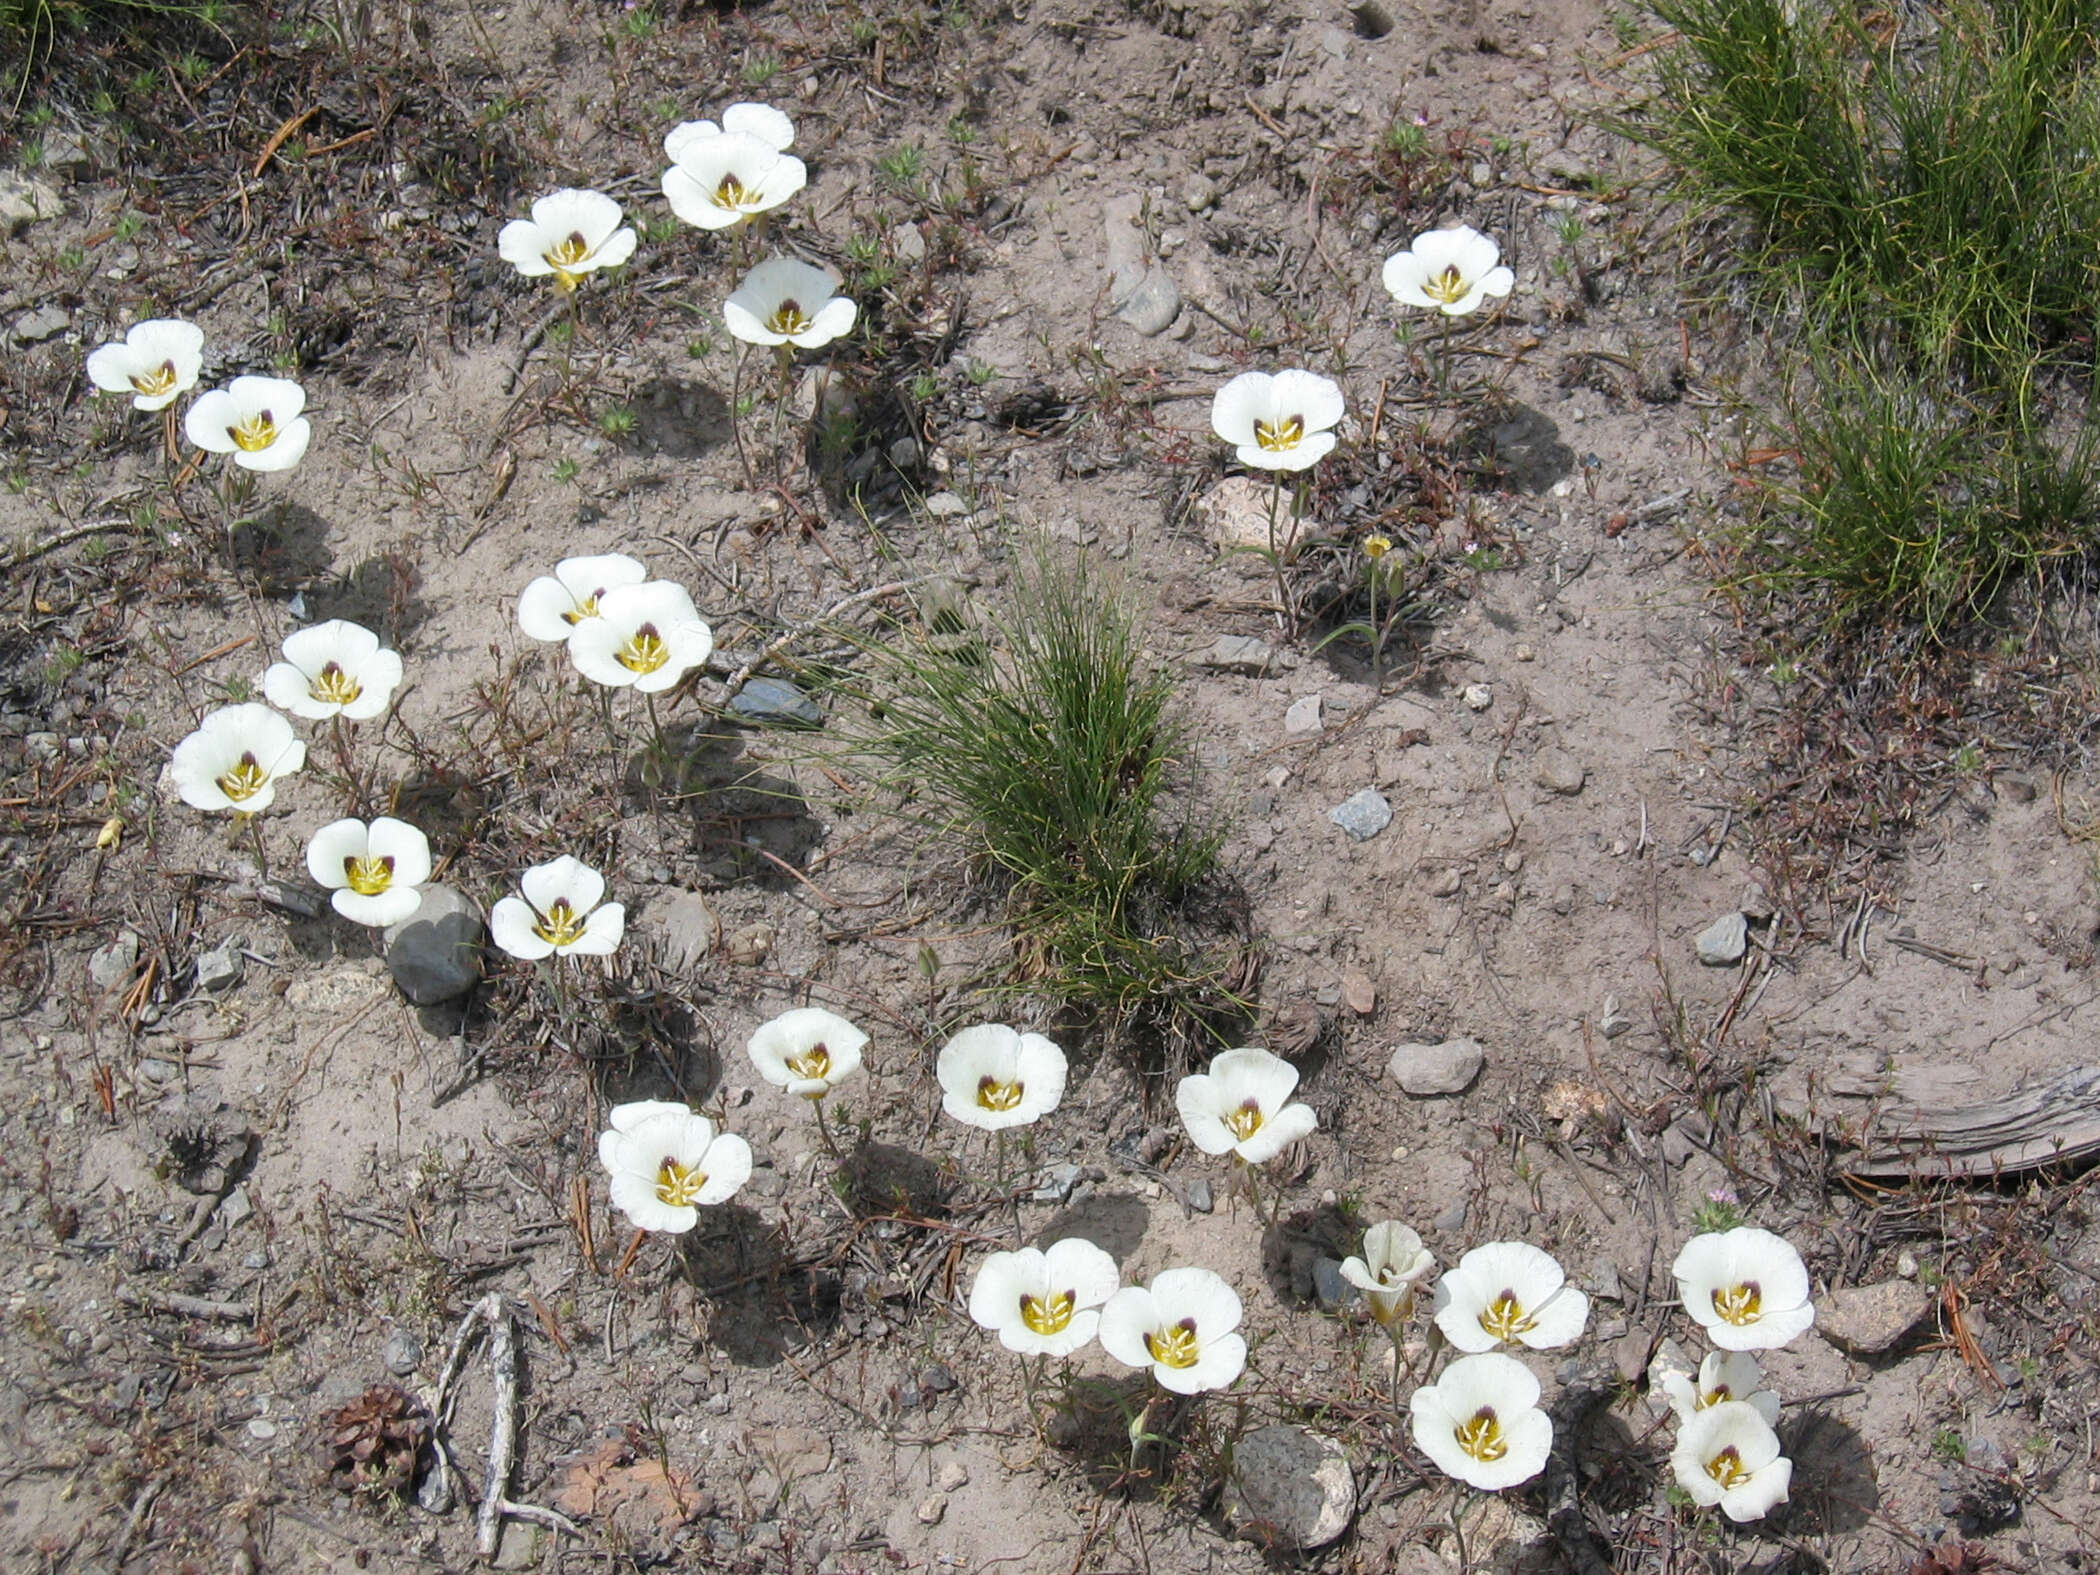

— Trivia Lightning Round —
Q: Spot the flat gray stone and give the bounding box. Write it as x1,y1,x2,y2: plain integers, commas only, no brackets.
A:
384,1326,423,1376
384,884,486,1005
196,936,245,993
1387,1037,1484,1096
729,676,822,727
0,173,63,234
1695,911,1749,966
89,930,140,992
1328,788,1392,842
1196,634,1276,676
923,490,970,518
1114,264,1181,336
657,890,719,974
1311,1257,1358,1311
1535,749,1586,795
1284,694,1323,735
13,302,69,343
1819,1279,1931,1356
1223,1424,1355,1550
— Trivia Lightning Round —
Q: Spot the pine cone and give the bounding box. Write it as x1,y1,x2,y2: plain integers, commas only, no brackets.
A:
323,1385,432,1500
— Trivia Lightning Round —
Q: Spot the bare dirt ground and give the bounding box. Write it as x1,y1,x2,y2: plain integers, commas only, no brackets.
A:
3,0,2099,1571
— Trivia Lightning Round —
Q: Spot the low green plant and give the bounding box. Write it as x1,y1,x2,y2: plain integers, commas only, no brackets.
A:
858,548,1253,1070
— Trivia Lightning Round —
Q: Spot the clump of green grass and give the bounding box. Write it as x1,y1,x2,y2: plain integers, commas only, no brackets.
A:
860,549,1253,1071
1617,0,2100,635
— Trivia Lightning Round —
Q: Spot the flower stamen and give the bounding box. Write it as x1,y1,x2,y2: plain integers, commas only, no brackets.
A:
1455,1407,1508,1463
655,1156,709,1207
1479,1290,1539,1343
308,661,364,707
1221,1099,1265,1142
216,753,269,803
616,623,670,675
976,1076,1023,1112
766,299,811,336
713,174,753,210
533,899,589,948
1253,415,1304,452
1019,1290,1075,1336
1704,1445,1750,1489
343,854,396,897
545,231,592,292
1425,265,1470,306
230,410,279,452
1712,1281,1762,1325
133,361,179,398
786,1043,832,1083
1145,1317,1202,1369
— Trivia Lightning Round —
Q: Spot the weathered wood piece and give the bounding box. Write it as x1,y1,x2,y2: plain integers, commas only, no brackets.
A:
1824,1059,2100,1178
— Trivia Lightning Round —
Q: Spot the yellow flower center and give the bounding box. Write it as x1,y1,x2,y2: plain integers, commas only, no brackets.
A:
1712,1281,1762,1326
1019,1290,1074,1336
1699,1383,1731,1409
343,854,395,897
216,753,269,803
1704,1445,1749,1489
561,593,601,626
1424,264,1470,306
544,231,591,293
133,360,179,397
786,1044,831,1083
713,173,753,210
616,623,670,675
1479,1290,1538,1343
977,1076,1023,1112
655,1157,708,1208
1221,1100,1265,1142
1456,1407,1508,1463
766,299,811,336
1144,1317,1201,1369
1365,535,1392,560
533,899,589,948
1253,415,1304,452
230,410,279,452
308,661,363,707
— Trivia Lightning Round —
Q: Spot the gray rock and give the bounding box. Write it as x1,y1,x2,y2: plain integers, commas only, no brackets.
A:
1114,264,1181,336
1311,1257,1358,1311
1387,1037,1484,1097
1197,634,1276,676
1284,694,1323,735
384,885,486,1004
1185,1177,1214,1214
1329,788,1392,842
657,890,719,974
13,302,70,343
89,930,140,992
887,435,922,470
196,936,246,993
1819,1280,1932,1356
1427,867,1463,898
1599,993,1632,1038
1182,173,1219,212
1695,911,1749,966
923,490,970,518
384,1326,423,1376
1432,1198,1468,1232
0,173,63,234
1535,750,1586,795
1461,683,1493,711
729,676,823,727
888,221,926,263
1223,1424,1355,1551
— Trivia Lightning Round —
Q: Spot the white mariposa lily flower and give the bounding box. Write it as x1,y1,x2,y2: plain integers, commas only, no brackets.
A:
184,375,311,472
517,553,649,644
1098,1267,1246,1395
723,257,858,349
1209,369,1345,472
662,131,807,231
664,101,795,162
747,1007,867,1099
1672,1227,1817,1351
260,620,403,721
968,1238,1120,1358
306,816,432,927
85,318,204,411
1432,1241,1590,1353
489,855,625,960
1409,1352,1553,1491
937,1023,1068,1132
1671,1399,1793,1523
1382,225,1515,317
598,1100,753,1233
1658,1349,1782,1428
565,581,714,694
1174,1045,1318,1165
1340,1220,1436,1327
497,188,638,292
168,703,307,813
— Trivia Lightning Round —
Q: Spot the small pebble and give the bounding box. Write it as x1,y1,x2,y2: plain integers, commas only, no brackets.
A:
917,1493,947,1526
1462,683,1493,711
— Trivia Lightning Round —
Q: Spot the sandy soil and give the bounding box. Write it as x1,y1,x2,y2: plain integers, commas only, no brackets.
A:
2,0,2097,1571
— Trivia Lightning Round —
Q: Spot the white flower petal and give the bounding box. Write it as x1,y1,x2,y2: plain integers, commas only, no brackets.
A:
968,1250,1041,1333
747,1007,868,1095
1095,1286,1158,1372
1209,372,1270,447
520,854,606,919
1042,1237,1120,1310
167,703,304,813
1233,1099,1317,1164
1268,370,1345,435
1163,1331,1245,1394
721,102,794,149
489,895,553,960
797,297,858,348
695,1132,752,1204
333,885,423,927
565,902,626,956
306,817,370,889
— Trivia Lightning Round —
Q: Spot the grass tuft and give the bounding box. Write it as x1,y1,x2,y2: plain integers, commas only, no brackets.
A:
859,547,1254,1072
